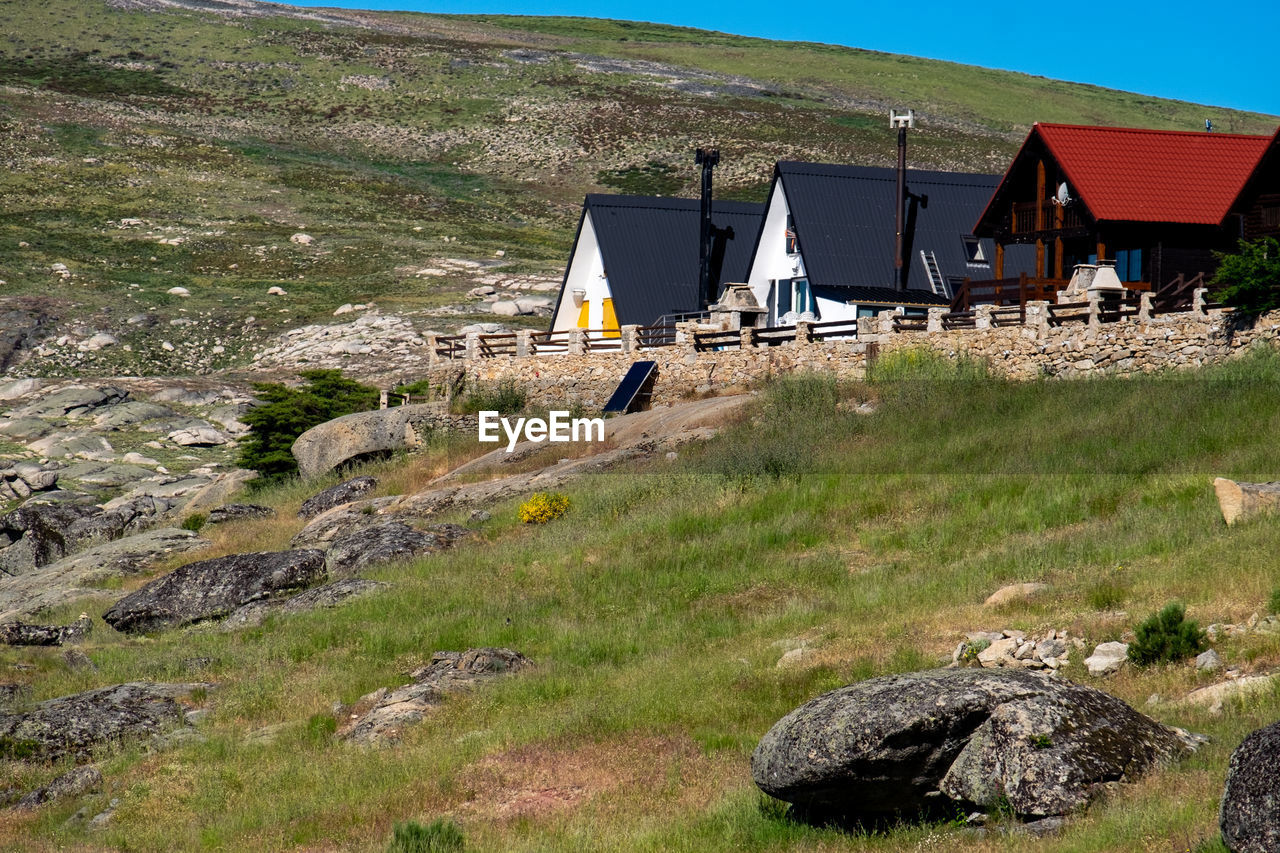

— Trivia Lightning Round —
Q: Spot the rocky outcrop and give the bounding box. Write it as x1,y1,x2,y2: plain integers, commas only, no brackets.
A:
103,549,327,634
298,476,379,519
17,765,102,808
1222,719,1280,853
0,528,208,622
751,668,1202,826
0,681,205,763
325,522,472,576
1215,478,1280,526
221,578,388,630
1,615,92,646
338,648,531,743
0,502,99,575
291,405,444,479
206,504,275,524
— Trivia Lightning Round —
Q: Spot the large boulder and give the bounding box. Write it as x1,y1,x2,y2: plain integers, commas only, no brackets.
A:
1221,720,1280,852
0,503,100,574
325,521,472,576
221,578,389,630
102,549,327,634
298,475,379,520
0,528,209,622
751,668,1202,825
0,682,205,763
291,404,443,479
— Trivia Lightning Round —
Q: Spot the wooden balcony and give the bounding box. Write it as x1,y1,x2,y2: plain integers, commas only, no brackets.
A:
1011,200,1085,235
950,273,1069,315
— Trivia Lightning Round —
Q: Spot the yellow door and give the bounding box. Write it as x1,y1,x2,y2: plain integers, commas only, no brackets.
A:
576,300,590,329
602,298,620,338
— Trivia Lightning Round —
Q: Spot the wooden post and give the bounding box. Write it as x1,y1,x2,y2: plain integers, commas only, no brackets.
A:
1035,238,1045,279
1096,237,1107,262
1035,159,1046,230
994,243,1005,280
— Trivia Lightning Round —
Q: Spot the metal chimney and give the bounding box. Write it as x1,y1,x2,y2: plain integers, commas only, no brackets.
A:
890,110,915,291
696,148,720,308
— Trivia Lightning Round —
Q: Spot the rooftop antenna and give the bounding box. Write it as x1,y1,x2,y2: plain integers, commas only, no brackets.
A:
890,109,915,291
1206,119,1215,133
695,148,720,309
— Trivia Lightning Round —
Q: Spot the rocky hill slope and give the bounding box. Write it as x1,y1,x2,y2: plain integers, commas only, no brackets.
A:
1,0,1276,380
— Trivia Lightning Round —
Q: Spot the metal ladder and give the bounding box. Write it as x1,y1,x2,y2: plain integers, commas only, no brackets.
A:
920,250,950,298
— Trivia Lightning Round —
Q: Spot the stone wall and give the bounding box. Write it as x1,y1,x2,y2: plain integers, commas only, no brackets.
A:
414,300,1280,410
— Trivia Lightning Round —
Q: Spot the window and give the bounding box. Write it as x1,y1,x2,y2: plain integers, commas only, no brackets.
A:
785,214,800,255
1264,204,1280,229
1114,248,1145,282
961,235,988,265
776,278,792,316
792,278,816,317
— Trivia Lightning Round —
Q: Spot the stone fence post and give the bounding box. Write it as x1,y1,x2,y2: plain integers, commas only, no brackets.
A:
1024,300,1051,339
1193,287,1208,314
856,315,877,338
568,327,586,356
926,307,946,333
515,329,531,358
620,324,639,354
739,326,755,348
794,320,812,345
876,309,899,335
1138,292,1154,323
675,321,698,353
464,332,480,360
425,332,440,365
974,305,994,330
1086,290,1102,328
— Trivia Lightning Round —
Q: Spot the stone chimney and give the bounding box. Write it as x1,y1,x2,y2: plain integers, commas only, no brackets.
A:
708,283,767,331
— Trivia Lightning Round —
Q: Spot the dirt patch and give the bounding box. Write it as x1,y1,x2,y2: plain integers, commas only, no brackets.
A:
452,734,740,823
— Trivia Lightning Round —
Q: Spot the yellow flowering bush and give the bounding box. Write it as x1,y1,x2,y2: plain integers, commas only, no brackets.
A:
517,492,570,524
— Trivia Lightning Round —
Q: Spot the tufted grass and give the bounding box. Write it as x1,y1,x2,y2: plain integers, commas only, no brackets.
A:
5,351,1280,850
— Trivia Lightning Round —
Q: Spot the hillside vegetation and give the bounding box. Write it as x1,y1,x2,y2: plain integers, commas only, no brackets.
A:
5,349,1280,851
1,0,1276,377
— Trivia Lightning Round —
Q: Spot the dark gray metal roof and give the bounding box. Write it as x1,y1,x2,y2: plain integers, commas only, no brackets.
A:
770,162,1035,293
811,284,950,307
554,194,764,328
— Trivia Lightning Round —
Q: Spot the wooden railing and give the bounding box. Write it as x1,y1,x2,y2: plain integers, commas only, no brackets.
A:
693,329,743,351
1011,200,1085,234
751,325,797,347
1152,272,1205,315
807,319,859,341
951,273,1069,317
434,335,466,359
1047,301,1090,326
892,316,928,332
477,333,516,357
581,330,622,352
636,324,677,348
529,330,571,354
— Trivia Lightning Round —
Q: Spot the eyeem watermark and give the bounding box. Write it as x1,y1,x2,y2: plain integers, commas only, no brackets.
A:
478,410,605,452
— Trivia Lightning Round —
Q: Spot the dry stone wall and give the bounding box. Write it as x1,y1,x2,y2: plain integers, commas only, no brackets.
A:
417,303,1280,410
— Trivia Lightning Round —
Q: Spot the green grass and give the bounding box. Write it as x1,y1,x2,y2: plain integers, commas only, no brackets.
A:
5,352,1280,850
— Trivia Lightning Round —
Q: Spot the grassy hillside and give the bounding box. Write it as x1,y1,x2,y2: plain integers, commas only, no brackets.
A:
5,349,1280,851
0,0,1275,376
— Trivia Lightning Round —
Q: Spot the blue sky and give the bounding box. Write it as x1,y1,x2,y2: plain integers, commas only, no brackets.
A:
289,0,1280,117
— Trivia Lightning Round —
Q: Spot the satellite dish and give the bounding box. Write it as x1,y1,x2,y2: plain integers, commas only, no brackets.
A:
1055,182,1072,206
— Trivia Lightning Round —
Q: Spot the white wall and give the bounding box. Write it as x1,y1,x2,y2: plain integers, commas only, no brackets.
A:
552,211,613,332
746,181,808,325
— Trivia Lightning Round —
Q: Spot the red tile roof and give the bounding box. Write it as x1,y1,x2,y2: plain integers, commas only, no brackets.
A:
1034,123,1275,225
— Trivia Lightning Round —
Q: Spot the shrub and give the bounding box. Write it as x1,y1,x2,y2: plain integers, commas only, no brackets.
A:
1127,602,1207,666
1210,237,1280,316
1268,586,1280,616
1087,578,1127,611
238,369,380,485
386,818,465,853
457,379,526,416
518,492,570,524
180,512,207,532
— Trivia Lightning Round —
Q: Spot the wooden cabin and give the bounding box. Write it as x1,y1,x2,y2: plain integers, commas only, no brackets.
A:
744,162,1035,324
967,123,1280,306
549,194,763,336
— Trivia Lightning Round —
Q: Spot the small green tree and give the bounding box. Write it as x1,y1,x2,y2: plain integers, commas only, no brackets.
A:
1211,237,1280,316
238,369,379,485
1127,602,1207,666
